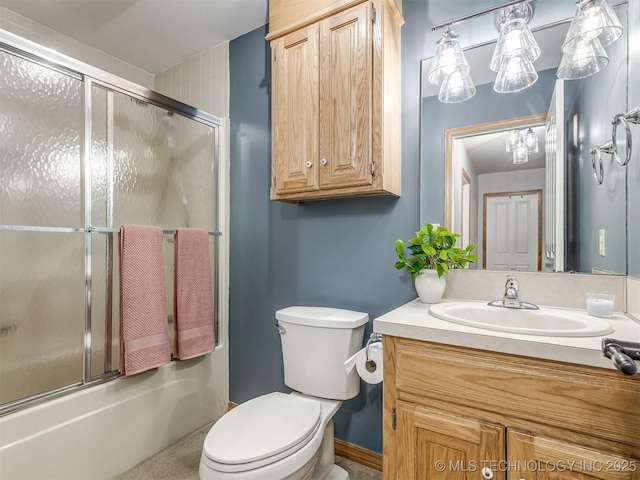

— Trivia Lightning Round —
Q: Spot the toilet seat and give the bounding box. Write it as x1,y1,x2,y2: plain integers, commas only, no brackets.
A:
202,392,322,473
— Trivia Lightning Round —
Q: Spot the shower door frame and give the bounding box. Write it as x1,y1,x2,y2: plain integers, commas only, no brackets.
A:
0,28,223,416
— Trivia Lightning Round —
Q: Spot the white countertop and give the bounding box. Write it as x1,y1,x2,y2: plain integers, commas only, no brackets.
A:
373,298,640,371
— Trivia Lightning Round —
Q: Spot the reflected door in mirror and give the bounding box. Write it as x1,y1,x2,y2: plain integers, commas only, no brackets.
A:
484,191,542,271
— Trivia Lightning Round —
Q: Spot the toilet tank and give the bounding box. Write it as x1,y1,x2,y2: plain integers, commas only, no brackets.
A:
276,306,368,401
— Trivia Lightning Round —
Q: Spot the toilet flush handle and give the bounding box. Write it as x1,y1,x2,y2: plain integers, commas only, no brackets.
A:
275,323,287,335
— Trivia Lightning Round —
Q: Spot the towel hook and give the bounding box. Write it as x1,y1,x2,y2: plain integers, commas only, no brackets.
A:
590,140,613,185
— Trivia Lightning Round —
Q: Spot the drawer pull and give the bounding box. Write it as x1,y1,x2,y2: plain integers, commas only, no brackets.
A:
481,467,494,479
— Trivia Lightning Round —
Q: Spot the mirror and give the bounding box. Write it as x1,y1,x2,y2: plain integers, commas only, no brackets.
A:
420,1,629,275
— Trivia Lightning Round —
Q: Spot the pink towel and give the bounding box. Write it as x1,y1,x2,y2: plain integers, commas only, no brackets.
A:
119,225,171,376
173,228,215,360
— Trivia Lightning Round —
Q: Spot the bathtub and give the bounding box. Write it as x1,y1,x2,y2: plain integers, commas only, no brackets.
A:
0,349,228,479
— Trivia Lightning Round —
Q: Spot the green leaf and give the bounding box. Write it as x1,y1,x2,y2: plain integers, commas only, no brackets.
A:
422,245,436,256
394,223,477,278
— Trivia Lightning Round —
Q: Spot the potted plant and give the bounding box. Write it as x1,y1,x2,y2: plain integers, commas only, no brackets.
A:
395,223,478,303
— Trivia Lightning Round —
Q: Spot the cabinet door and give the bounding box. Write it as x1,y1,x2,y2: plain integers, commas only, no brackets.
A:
396,401,506,480
508,430,639,480
271,24,320,195
319,2,372,190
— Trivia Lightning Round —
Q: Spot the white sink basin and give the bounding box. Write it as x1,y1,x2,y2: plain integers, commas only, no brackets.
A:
428,302,613,337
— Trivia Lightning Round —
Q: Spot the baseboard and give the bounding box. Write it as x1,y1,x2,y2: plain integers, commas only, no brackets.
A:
334,438,383,472
226,402,382,472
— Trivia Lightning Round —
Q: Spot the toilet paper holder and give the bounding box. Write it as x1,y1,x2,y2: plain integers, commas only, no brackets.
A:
344,332,383,378
365,333,382,362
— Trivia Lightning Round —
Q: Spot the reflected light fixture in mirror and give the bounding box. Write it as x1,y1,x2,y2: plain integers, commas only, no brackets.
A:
506,127,538,164
428,29,476,103
512,142,529,164
557,0,622,80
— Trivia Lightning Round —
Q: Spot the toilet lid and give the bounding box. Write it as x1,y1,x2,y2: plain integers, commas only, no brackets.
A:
204,392,321,466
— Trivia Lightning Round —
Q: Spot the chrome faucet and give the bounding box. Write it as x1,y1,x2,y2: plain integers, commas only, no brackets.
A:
488,275,539,310
503,275,521,308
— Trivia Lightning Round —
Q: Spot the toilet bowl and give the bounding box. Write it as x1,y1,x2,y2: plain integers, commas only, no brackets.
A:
199,393,344,480
199,306,368,480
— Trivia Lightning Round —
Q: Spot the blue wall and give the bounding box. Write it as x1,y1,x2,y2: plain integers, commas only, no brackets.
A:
228,0,425,452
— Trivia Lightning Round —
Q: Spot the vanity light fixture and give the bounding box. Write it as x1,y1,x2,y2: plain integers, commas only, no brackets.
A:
557,0,622,80
428,28,476,103
557,36,609,80
430,0,538,103
491,3,540,93
562,0,623,54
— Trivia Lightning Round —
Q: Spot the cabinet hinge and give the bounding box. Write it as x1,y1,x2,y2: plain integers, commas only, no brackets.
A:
371,162,376,177
392,407,396,430
371,6,376,23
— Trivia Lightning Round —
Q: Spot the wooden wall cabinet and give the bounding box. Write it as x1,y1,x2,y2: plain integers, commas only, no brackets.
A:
384,337,640,479
267,0,402,203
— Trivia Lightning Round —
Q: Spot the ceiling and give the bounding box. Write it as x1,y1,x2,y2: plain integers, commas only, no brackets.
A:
460,124,546,175
1,0,269,74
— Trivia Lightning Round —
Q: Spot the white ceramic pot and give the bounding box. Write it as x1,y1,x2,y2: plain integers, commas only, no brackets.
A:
414,269,446,304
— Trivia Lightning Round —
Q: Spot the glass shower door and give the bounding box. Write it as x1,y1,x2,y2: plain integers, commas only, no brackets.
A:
0,50,85,404
0,43,221,411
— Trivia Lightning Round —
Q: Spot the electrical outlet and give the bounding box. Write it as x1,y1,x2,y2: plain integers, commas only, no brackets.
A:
599,229,605,256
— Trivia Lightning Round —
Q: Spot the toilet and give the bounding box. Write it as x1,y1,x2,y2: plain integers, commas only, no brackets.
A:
199,306,368,480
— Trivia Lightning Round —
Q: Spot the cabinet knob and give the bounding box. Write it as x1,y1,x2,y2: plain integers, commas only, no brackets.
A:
306,161,312,168
321,158,327,166
481,467,494,479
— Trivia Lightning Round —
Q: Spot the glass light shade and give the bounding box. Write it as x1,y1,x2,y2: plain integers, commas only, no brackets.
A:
505,130,520,152
438,70,476,103
490,18,541,72
428,30,470,86
562,0,623,54
513,142,529,164
494,56,538,94
525,128,539,153
557,36,609,80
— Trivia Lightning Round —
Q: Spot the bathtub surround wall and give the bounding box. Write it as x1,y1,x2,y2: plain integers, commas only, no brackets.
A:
228,7,424,452
154,43,229,120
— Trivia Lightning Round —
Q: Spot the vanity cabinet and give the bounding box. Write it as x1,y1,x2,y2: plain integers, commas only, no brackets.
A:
267,0,402,203
383,337,640,479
